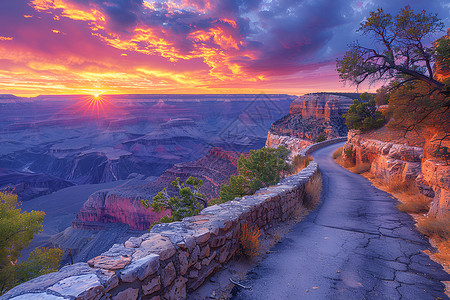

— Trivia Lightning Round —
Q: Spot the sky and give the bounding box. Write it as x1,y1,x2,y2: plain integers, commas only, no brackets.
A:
0,0,449,96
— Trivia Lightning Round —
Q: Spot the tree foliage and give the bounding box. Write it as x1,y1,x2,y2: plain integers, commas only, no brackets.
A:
218,147,291,203
141,177,207,227
387,80,450,133
336,6,446,92
0,191,62,294
344,98,385,132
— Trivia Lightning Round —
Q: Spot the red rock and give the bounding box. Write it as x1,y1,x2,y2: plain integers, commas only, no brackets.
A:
74,147,241,230
87,255,131,270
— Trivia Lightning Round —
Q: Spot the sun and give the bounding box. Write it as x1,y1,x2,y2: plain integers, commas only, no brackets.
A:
66,93,122,119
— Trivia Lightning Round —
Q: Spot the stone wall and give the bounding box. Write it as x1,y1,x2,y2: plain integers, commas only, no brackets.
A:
300,137,347,156
2,161,319,300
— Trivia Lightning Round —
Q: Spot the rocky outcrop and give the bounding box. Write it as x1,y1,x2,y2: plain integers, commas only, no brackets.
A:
345,130,450,220
2,161,319,300
265,131,312,157
345,131,423,182
269,93,353,142
289,93,354,119
421,159,450,219
74,148,241,231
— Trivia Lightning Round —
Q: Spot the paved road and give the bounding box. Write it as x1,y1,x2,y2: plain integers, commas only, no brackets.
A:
232,142,450,300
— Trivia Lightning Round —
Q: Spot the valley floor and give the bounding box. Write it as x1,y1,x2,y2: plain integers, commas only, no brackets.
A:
231,143,450,300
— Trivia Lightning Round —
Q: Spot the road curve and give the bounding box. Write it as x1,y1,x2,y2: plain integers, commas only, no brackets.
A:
232,142,450,300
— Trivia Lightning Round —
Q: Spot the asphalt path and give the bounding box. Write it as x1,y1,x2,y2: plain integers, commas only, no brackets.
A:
232,142,450,300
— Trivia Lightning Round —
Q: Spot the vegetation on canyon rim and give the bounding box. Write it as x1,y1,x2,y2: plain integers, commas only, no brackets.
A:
0,191,62,295
143,146,296,226
212,146,292,205
141,176,207,227
337,6,449,143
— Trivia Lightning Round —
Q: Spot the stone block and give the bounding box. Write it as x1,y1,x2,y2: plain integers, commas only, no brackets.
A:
125,236,143,248
164,277,187,300
143,276,161,295
136,234,176,261
112,287,138,300
189,245,200,267
193,228,210,244
119,254,159,282
218,244,230,263
178,251,189,276
96,269,119,292
202,251,216,266
161,262,176,287
48,273,102,298
210,236,226,248
87,255,132,270
200,245,210,259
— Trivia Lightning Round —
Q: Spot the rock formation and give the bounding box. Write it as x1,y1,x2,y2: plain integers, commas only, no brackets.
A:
74,148,241,231
344,130,450,220
265,131,312,158
269,93,353,142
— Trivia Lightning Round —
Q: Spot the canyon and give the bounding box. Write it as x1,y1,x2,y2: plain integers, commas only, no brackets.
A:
265,92,354,156
0,94,292,199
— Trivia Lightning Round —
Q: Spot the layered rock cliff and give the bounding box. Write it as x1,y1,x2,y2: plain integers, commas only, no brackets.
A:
269,93,353,142
344,130,450,220
74,148,241,231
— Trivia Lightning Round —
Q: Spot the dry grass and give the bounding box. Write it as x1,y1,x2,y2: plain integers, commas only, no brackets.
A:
378,174,431,215
292,155,313,174
349,163,371,174
397,196,430,214
417,214,450,241
332,147,343,159
304,172,323,210
238,223,262,258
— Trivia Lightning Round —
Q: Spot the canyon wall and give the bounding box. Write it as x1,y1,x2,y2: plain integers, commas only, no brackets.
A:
3,162,320,300
74,148,241,231
344,130,449,220
269,93,353,142
265,131,312,157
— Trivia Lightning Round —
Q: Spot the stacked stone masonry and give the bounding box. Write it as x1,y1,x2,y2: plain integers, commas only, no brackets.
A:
2,161,320,300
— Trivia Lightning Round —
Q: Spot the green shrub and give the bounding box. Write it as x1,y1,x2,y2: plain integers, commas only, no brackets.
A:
292,155,313,173
315,134,326,143
343,99,385,132
141,177,207,227
218,147,291,204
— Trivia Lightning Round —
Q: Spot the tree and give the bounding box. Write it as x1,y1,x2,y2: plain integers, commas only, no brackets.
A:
0,191,62,294
141,177,207,227
336,6,446,93
374,86,389,105
219,175,248,202
344,99,385,132
217,147,291,203
387,80,450,134
238,146,291,192
315,134,326,143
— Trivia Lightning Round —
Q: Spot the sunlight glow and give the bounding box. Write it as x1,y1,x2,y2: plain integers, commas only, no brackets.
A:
66,94,122,119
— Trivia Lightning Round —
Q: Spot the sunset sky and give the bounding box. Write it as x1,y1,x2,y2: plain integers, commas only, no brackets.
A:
0,0,449,96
